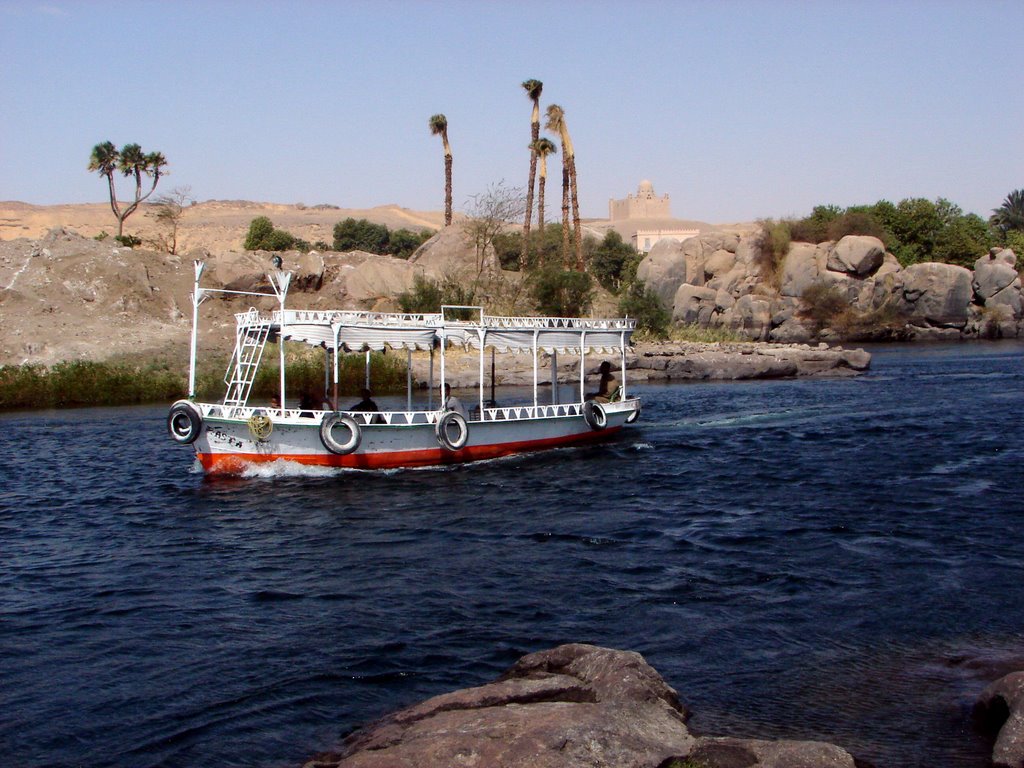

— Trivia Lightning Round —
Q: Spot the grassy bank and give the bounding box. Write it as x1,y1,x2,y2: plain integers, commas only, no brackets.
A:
0,352,408,412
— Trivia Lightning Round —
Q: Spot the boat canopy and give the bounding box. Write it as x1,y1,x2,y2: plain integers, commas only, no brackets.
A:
252,308,635,354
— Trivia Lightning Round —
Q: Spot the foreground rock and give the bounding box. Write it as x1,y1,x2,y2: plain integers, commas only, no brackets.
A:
975,671,1024,768
304,644,856,768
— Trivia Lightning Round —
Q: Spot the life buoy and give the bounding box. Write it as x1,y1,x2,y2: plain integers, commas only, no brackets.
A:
625,399,641,424
320,413,361,454
435,411,469,450
167,400,203,444
582,400,607,431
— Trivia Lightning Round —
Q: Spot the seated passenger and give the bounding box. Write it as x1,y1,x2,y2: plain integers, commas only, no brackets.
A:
586,361,618,403
443,383,468,419
349,388,379,412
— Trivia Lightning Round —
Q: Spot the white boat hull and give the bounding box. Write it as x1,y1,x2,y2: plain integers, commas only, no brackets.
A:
189,399,639,474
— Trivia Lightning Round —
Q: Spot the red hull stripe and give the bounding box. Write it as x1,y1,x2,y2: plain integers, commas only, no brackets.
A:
197,427,621,474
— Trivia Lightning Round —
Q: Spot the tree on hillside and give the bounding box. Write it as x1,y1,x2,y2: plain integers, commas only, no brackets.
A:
429,114,453,226
520,79,543,270
151,185,193,255
463,181,526,275
991,189,1024,235
88,141,168,239
545,104,583,271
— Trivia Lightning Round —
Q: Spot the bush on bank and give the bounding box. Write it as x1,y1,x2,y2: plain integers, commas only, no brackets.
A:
0,353,409,412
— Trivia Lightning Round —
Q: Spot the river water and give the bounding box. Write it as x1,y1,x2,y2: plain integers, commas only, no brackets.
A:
2,343,1023,767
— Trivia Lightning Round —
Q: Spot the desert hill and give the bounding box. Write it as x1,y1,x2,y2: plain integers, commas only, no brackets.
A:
0,200,447,254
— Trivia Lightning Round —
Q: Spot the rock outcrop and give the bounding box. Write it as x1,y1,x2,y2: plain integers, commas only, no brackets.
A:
638,232,1024,343
975,671,1024,768
304,644,857,768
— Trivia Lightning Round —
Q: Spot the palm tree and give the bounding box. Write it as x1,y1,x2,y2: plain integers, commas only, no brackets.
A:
88,141,167,238
991,189,1024,235
531,137,557,263
520,79,543,269
429,114,453,226
545,104,583,270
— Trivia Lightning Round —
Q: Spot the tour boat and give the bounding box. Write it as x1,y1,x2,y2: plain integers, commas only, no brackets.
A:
167,262,641,474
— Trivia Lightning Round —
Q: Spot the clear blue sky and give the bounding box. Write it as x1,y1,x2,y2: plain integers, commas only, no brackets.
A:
2,0,1021,223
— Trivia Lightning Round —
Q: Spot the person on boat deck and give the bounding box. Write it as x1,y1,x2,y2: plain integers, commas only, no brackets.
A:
443,383,468,418
586,361,618,403
270,395,282,410
348,388,379,412
298,390,319,414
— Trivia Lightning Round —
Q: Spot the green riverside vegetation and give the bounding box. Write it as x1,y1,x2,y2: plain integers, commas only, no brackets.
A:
0,352,408,412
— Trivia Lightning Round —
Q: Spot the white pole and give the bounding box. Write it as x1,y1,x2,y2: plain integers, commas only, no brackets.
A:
188,260,204,399
579,331,587,404
278,280,286,413
429,346,435,410
620,331,627,400
406,348,413,411
365,349,371,390
478,329,485,415
532,329,538,409
332,324,340,410
551,350,558,405
439,328,446,409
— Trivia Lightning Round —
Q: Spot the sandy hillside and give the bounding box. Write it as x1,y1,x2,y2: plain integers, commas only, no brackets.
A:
0,200,446,254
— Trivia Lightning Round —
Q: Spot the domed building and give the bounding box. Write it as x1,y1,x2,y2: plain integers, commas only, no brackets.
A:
608,181,699,253
608,180,671,220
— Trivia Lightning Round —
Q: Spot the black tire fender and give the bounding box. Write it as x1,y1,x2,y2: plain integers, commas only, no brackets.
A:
435,411,469,451
167,400,203,444
582,400,607,431
320,413,362,455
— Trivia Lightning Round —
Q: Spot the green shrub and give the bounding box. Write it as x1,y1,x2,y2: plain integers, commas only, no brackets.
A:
825,209,888,242
755,218,791,290
799,282,849,332
529,266,593,317
244,216,298,251
618,281,670,339
397,273,475,314
668,323,745,343
590,231,639,293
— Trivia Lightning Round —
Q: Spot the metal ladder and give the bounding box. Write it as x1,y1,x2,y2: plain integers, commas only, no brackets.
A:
223,322,271,406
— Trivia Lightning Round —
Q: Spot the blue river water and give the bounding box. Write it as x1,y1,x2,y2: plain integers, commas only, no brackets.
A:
2,342,1023,768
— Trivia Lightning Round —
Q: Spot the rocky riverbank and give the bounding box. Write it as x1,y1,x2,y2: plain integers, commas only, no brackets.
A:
427,342,870,390
304,644,1024,768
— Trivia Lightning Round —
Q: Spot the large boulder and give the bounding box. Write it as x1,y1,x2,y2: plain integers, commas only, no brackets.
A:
305,644,859,768
780,243,825,298
975,671,1024,768
636,238,689,309
974,251,1022,318
673,284,718,325
409,225,496,280
722,294,772,341
826,235,885,276
311,644,695,768
898,262,973,327
340,255,421,306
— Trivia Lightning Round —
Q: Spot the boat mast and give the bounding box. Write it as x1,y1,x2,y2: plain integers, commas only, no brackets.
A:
269,270,291,411
188,260,206,399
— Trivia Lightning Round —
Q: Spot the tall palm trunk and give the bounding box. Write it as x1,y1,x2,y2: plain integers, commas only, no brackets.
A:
429,114,453,226
443,148,452,226
545,104,583,270
560,159,571,267
521,79,543,270
567,154,583,271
